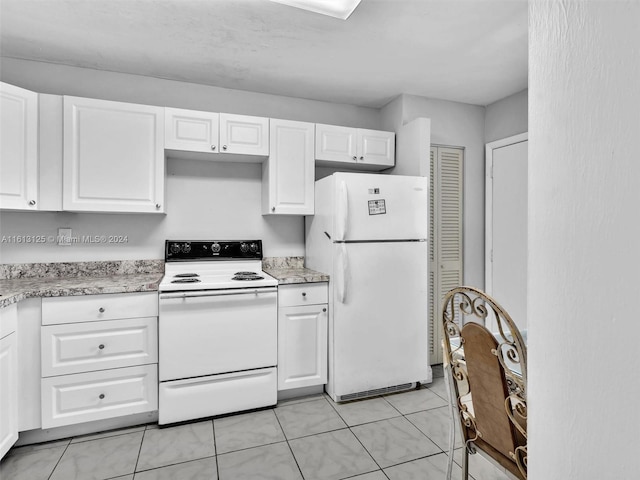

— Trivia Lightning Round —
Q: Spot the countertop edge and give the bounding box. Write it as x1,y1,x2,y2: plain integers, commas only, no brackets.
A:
263,267,330,285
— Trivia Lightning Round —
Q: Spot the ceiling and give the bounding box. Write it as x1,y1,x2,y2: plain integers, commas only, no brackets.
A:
0,0,528,108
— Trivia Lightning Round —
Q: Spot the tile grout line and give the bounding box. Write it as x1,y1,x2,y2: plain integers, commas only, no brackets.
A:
272,408,306,480
46,438,72,480
131,427,147,476
211,420,220,480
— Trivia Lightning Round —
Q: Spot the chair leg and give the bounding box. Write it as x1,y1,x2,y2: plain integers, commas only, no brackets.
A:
462,448,469,480
444,362,456,480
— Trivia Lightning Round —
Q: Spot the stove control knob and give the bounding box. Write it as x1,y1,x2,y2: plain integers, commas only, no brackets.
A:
211,242,221,253
182,243,191,253
240,243,249,253
249,242,258,253
170,243,180,254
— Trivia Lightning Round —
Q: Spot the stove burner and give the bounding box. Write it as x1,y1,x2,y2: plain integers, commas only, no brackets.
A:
232,275,264,281
174,273,199,278
234,271,257,276
171,278,202,284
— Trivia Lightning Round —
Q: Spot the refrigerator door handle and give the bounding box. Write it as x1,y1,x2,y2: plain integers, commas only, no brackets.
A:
336,180,349,241
336,243,348,303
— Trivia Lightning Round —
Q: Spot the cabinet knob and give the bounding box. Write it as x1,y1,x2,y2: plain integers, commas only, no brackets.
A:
99,307,105,313
222,145,228,151
323,308,327,312
98,344,105,350
352,156,357,161
359,156,364,160
211,145,216,151
29,200,36,206
99,394,105,400
271,206,276,212
156,204,161,209
302,292,306,297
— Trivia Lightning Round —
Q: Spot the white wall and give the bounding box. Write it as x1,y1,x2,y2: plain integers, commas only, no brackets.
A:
529,2,640,478
0,58,382,262
484,88,527,143
382,94,486,289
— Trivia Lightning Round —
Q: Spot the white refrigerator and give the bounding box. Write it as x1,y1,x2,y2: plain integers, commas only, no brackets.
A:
305,172,432,401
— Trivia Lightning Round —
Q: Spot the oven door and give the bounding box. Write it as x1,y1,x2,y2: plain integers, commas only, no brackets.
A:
158,287,277,382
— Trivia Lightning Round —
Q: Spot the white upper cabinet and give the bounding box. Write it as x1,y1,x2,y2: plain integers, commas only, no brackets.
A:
315,124,357,163
315,124,395,170
0,82,39,210
63,96,165,213
263,119,314,215
219,113,269,156
165,110,269,159
165,107,219,153
357,128,395,167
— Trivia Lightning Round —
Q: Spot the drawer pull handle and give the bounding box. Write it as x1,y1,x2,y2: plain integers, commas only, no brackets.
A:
302,292,306,297
98,344,105,350
99,307,105,313
323,308,327,312
99,394,105,400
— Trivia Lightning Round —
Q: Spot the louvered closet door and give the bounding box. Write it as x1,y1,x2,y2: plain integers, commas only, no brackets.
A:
429,146,464,364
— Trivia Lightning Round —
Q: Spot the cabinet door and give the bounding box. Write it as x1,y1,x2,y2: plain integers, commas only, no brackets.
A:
0,82,39,210
357,129,395,168
278,304,328,390
219,113,269,155
263,119,314,215
63,96,165,213
315,124,357,163
0,333,18,459
165,107,219,153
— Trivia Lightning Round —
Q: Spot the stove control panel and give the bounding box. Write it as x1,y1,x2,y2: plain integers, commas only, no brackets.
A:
165,240,264,261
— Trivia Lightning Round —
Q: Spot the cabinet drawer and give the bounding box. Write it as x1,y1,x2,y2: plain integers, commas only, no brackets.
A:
278,283,328,307
42,292,158,325
42,317,158,377
41,364,158,428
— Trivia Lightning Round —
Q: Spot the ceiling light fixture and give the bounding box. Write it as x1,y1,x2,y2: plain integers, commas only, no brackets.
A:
269,0,363,20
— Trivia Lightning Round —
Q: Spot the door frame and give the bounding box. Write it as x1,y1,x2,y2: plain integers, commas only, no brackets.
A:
485,132,528,295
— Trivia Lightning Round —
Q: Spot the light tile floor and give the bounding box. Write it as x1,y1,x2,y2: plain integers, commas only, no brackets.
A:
0,375,511,480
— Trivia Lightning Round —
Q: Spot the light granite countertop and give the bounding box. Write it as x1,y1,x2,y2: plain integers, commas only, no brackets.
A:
0,273,164,309
264,267,329,285
262,256,329,284
0,258,328,308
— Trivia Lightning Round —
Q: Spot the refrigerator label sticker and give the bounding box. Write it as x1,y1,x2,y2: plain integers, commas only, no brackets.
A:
368,199,387,215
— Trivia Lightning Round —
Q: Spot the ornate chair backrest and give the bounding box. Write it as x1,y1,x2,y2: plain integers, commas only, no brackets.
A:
442,286,527,479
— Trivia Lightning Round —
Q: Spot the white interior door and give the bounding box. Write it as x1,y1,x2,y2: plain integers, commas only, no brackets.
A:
486,134,528,332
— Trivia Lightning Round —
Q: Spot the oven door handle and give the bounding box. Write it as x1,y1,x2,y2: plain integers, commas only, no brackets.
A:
159,287,278,300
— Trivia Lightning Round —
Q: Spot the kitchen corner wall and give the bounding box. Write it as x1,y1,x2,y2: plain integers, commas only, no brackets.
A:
484,88,528,143
381,94,487,290
0,58,382,263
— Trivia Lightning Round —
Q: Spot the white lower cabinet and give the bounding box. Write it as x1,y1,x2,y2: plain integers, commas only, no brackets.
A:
41,364,158,428
277,283,328,391
40,293,159,429
0,332,18,458
0,304,18,459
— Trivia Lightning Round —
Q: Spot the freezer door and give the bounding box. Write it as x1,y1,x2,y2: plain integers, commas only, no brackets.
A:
331,241,429,397
333,173,428,241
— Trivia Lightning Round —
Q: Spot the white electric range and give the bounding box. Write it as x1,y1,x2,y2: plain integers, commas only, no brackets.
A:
158,240,278,425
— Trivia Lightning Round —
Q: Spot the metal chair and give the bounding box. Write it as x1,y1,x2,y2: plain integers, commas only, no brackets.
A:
442,286,527,479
